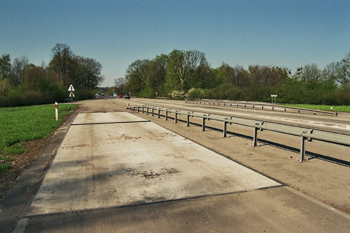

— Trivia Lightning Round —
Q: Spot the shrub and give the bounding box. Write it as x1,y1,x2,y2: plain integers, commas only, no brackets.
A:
171,90,185,99
186,88,205,99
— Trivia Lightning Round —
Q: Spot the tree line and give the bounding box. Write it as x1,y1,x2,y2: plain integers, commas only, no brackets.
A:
0,43,104,106
120,50,350,105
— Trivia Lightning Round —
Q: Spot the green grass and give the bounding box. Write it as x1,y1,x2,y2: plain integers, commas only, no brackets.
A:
283,104,350,113
0,156,12,173
0,104,77,156
0,163,10,172
0,156,11,161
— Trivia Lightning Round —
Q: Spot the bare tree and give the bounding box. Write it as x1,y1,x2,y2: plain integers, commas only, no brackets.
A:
11,56,29,86
49,43,73,85
334,52,350,85
300,63,321,82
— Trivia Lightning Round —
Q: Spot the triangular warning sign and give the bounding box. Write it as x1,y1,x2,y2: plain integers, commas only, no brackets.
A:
68,84,75,92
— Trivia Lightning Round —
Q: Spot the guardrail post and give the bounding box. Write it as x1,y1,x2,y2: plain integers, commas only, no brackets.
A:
158,109,161,118
300,136,306,162
146,107,149,115
299,130,313,162
165,110,168,120
252,126,258,147
137,106,140,112
223,121,227,138
174,112,178,123
142,106,145,113
186,114,190,127
152,107,154,116
252,122,264,147
202,118,206,131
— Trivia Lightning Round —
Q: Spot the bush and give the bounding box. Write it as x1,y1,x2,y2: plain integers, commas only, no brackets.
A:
171,90,185,99
74,88,95,100
186,88,205,99
7,89,43,105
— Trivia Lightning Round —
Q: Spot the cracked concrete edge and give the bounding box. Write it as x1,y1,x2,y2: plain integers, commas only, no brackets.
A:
0,108,80,233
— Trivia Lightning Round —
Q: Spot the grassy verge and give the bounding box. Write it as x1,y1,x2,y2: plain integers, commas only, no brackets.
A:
0,156,11,172
0,103,77,172
284,104,350,113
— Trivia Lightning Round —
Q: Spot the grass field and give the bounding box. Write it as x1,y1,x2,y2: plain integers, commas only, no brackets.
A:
284,104,350,113
0,103,77,172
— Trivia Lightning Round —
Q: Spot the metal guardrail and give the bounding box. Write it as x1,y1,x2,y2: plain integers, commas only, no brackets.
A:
185,99,338,116
126,105,350,163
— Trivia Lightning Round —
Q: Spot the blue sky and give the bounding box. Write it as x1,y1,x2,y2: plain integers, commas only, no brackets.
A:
1,0,349,87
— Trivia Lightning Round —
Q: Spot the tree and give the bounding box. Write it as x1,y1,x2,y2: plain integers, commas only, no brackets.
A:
49,43,78,86
248,65,288,86
234,65,250,87
216,63,250,87
322,62,336,81
214,63,230,86
22,63,44,90
73,56,104,88
166,49,211,92
184,50,213,89
0,54,11,80
334,52,350,86
300,63,321,83
49,44,104,89
146,54,168,96
10,56,29,86
165,50,185,92
114,77,127,94
50,43,72,76
125,59,150,94
0,54,11,95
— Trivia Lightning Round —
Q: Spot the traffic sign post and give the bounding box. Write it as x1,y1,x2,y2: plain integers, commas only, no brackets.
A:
271,94,277,104
68,84,75,103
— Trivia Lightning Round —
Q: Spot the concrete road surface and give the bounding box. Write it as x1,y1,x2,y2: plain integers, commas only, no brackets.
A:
14,112,350,232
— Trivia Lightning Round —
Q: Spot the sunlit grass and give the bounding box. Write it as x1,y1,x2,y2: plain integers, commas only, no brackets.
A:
284,104,350,113
0,104,77,156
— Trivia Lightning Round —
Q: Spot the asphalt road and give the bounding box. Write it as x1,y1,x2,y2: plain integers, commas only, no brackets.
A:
4,99,350,233
127,98,350,134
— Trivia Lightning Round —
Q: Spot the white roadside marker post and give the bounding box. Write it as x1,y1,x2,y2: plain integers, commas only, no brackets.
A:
55,102,58,121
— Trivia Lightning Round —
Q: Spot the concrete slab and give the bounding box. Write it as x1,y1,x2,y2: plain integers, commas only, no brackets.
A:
23,187,350,233
72,112,149,124
26,112,281,216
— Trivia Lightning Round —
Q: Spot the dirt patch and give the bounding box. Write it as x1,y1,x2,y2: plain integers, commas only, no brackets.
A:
0,139,48,199
134,168,180,179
